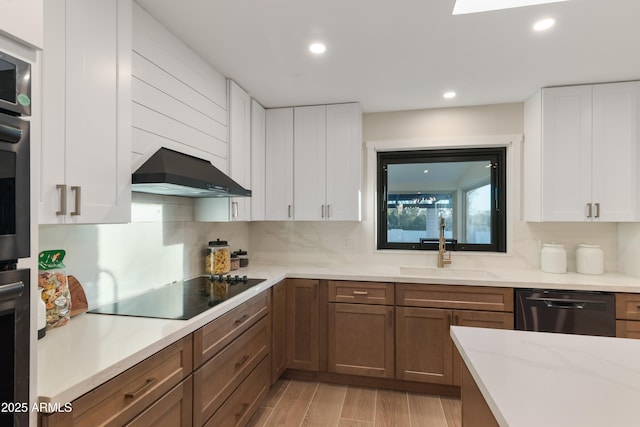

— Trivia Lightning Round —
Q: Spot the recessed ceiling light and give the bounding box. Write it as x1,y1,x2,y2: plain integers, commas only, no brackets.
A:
423,169,429,174
309,43,326,54
453,0,568,15
443,92,456,99
533,18,555,31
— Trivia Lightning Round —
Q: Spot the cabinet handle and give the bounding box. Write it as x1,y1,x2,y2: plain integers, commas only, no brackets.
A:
124,378,157,399
232,201,238,218
586,203,592,218
70,186,81,216
234,314,250,325
388,309,393,328
235,354,250,368
235,403,250,418
321,205,325,218
453,314,459,325
352,290,368,296
288,205,292,218
595,203,600,219
56,184,67,215
327,204,331,218
446,313,452,326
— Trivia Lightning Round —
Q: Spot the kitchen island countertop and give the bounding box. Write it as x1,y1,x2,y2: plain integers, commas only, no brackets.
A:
38,262,640,408
451,326,640,427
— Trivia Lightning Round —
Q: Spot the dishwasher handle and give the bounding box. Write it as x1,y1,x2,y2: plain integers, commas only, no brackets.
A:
526,296,604,309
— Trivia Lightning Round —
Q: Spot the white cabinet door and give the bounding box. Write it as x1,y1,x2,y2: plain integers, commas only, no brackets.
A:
251,99,266,221
326,103,362,221
540,85,592,221
228,80,251,221
526,82,640,222
41,0,131,224
0,0,43,48
265,108,294,220
591,81,640,221
294,105,326,221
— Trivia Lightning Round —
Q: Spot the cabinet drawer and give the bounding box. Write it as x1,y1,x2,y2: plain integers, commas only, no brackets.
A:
124,376,193,427
194,316,270,426
328,281,394,305
616,293,640,320
203,355,270,427
616,320,640,339
396,283,513,312
194,290,270,367
42,335,193,427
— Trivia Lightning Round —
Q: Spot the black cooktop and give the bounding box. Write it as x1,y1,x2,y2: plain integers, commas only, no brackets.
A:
88,276,266,320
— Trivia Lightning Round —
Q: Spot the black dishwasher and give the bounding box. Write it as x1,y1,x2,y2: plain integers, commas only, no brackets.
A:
515,289,616,337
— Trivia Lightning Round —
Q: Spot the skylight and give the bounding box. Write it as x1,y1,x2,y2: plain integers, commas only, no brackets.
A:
453,0,568,15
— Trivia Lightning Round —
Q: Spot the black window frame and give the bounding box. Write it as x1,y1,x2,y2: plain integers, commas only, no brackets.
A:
377,147,507,252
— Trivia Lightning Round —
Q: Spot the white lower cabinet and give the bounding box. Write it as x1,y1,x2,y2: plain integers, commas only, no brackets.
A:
40,0,131,224
524,81,640,222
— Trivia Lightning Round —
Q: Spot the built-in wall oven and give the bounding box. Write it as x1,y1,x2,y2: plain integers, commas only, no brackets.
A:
0,48,31,427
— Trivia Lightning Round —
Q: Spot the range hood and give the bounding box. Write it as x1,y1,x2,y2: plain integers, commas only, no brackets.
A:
132,148,251,198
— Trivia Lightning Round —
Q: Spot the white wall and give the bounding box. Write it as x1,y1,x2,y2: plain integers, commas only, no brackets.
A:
619,223,640,277
250,103,620,272
39,194,249,308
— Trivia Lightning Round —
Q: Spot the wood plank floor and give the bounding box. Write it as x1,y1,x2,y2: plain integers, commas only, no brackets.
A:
248,380,461,427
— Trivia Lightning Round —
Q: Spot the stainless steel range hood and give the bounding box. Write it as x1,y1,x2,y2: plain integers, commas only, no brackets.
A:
132,148,251,198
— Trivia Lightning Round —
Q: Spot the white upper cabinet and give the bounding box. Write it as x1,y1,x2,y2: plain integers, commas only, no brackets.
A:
0,0,43,48
325,103,362,221
293,103,362,221
251,99,266,221
40,0,131,224
265,108,294,220
524,81,640,222
228,80,252,221
294,105,327,220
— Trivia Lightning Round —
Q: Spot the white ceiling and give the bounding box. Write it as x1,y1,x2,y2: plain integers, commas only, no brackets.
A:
134,0,640,113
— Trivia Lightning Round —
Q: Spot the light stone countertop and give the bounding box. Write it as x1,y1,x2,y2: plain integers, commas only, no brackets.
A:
38,263,640,408
450,326,640,427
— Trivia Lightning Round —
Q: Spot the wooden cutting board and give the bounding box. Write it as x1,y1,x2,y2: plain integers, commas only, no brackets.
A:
68,275,88,317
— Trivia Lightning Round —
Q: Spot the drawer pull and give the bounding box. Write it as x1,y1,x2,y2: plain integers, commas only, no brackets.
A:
352,290,369,296
235,403,250,418
235,314,250,325
125,378,157,399
235,354,250,368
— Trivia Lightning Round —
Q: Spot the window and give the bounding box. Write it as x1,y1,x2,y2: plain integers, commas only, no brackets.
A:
377,147,506,252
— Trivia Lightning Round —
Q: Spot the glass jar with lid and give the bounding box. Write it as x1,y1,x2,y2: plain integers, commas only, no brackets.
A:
230,252,240,271
236,249,249,267
205,239,231,275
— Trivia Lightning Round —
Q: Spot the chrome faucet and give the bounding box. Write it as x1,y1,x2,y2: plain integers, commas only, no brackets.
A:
438,216,452,268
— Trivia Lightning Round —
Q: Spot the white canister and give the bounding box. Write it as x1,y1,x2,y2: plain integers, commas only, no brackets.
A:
540,242,567,274
576,244,604,275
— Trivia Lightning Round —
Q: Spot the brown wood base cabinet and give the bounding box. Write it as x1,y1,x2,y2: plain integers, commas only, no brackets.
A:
396,284,514,387
40,336,193,427
286,279,320,371
328,303,394,378
328,281,395,379
271,280,287,383
616,293,640,339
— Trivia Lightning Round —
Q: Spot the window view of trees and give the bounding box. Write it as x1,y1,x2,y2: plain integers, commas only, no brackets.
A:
377,147,506,252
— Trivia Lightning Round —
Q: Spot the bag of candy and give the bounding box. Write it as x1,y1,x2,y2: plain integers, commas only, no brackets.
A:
38,250,71,329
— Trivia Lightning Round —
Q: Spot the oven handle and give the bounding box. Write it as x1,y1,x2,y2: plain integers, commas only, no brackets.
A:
0,122,23,144
0,281,24,303
526,296,605,309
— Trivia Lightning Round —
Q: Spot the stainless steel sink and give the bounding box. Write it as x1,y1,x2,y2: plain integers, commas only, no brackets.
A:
399,267,496,279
